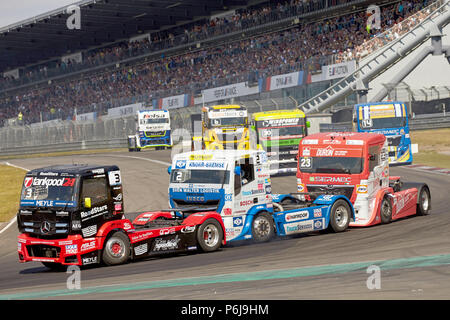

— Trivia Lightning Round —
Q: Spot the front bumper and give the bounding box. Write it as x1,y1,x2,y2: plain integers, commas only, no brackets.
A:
17,233,101,266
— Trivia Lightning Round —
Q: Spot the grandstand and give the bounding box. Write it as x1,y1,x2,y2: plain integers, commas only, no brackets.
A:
0,0,449,154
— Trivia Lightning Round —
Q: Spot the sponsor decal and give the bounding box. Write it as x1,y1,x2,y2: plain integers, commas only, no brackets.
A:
240,200,254,207
261,118,300,127
265,185,272,194
80,240,96,252
113,193,123,201
302,147,310,156
297,184,305,192
81,205,108,220
82,225,97,237
24,177,76,187
313,176,351,183
323,139,342,145
223,208,232,216
346,140,364,145
314,208,322,218
316,146,334,157
284,221,314,234
285,211,308,222
189,154,213,160
233,216,243,227
82,257,98,265
181,226,196,233
91,168,104,174
65,244,78,254
314,219,323,230
242,189,264,196
334,150,348,156
187,246,197,251
131,231,154,242
153,236,181,251
18,242,21,251
187,161,225,169
302,139,318,145
356,185,368,193
175,160,187,169
134,243,148,256
114,203,122,211
160,228,176,236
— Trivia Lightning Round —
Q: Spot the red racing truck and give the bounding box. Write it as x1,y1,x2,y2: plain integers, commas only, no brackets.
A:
296,132,431,227
17,164,225,269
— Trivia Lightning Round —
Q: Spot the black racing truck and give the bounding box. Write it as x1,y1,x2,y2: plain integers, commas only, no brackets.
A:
17,164,225,270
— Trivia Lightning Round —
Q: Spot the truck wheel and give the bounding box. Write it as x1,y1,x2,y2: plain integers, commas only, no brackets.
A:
417,186,431,216
42,262,67,271
380,196,392,224
328,200,351,233
197,219,223,252
252,212,274,242
102,231,130,266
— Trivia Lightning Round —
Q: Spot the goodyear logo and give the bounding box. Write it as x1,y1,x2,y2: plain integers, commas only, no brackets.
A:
189,154,213,161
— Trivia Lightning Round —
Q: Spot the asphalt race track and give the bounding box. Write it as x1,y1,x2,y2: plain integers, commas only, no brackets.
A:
1,149,450,299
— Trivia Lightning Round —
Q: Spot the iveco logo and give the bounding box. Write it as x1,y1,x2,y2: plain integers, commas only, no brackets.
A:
326,185,334,189
40,221,51,234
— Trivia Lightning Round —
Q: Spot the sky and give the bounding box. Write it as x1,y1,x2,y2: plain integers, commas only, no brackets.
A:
0,0,78,28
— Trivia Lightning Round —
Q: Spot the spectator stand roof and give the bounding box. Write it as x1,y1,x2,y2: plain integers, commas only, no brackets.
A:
0,0,251,73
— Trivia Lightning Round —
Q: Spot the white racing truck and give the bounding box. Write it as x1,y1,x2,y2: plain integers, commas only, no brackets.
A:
128,109,172,151
167,150,355,242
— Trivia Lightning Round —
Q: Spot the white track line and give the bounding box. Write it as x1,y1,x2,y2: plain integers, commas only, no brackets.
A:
104,154,171,166
0,162,29,235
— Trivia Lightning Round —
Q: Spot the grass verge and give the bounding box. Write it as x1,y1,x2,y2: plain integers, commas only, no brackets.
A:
0,164,27,222
411,129,450,168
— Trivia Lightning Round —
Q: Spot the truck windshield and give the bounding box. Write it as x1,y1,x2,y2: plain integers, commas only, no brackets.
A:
258,125,305,139
209,117,247,127
140,118,169,124
20,177,78,202
170,169,230,184
299,157,363,174
360,117,406,130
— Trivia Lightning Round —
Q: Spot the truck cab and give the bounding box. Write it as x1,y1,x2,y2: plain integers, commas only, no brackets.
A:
296,132,430,226
251,109,310,174
169,149,355,242
17,165,124,240
169,150,272,241
353,101,412,165
128,109,172,151
199,105,251,150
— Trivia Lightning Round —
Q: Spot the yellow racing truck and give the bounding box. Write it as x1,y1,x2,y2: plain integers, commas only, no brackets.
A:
195,105,252,150
252,109,309,174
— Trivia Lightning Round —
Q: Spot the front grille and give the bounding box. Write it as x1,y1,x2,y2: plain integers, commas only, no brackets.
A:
27,245,61,258
306,185,354,200
387,136,402,147
19,210,69,238
145,131,165,137
173,199,220,209
142,138,169,146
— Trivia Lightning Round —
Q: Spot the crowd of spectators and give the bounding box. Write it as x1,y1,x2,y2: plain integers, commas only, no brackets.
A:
0,0,439,126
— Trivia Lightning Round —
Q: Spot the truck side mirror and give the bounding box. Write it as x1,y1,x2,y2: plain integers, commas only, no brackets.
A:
306,121,311,128
84,197,92,209
167,166,172,174
234,166,241,176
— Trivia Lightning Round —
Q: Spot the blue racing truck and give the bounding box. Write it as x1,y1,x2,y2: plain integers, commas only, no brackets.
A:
128,110,172,151
353,101,413,165
167,150,355,242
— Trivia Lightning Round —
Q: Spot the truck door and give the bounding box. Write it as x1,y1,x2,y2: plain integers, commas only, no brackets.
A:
233,157,260,232
79,176,111,237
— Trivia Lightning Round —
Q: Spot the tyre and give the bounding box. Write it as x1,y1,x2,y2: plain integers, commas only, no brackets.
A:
380,196,392,224
417,186,431,216
328,199,351,232
102,231,130,266
252,212,275,243
196,219,223,252
42,262,67,271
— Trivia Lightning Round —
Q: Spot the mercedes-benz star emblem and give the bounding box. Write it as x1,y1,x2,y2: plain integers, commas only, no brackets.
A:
40,221,51,234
